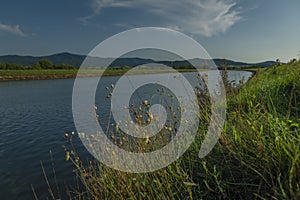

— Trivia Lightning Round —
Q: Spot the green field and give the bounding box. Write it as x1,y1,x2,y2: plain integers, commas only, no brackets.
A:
0,69,78,76
0,68,198,81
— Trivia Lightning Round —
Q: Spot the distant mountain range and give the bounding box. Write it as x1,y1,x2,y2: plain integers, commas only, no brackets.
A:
0,52,85,67
0,52,277,68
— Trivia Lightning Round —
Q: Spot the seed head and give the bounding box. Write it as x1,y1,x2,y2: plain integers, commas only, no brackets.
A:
64,133,69,139
80,132,85,138
143,100,149,106
146,117,151,124
65,152,70,161
145,136,150,144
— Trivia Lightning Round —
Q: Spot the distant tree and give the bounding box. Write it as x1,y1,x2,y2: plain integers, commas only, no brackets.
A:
0,60,77,70
32,63,41,69
4,63,25,70
38,60,54,69
0,63,5,69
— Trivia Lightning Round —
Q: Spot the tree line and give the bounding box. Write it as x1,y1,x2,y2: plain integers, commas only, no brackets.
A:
0,60,77,70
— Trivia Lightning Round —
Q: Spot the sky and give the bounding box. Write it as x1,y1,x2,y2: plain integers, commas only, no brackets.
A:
0,0,300,62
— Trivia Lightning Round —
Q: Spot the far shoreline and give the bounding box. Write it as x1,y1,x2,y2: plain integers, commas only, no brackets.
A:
0,68,257,82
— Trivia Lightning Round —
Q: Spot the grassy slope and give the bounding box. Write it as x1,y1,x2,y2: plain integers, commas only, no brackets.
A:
46,63,300,199
222,62,300,199
236,62,299,118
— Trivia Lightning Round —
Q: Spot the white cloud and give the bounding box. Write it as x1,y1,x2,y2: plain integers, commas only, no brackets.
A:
0,23,26,37
85,0,241,36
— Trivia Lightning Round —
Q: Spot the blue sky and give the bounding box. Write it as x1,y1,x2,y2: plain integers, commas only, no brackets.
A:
0,0,300,62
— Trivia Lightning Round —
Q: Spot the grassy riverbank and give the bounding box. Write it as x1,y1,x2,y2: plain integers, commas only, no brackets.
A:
43,62,299,199
0,68,200,81
0,69,78,81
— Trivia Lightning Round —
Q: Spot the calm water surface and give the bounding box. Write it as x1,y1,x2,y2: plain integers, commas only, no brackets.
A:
0,71,252,199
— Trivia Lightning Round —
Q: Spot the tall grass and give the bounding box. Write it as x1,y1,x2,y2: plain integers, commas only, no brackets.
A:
43,62,299,199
